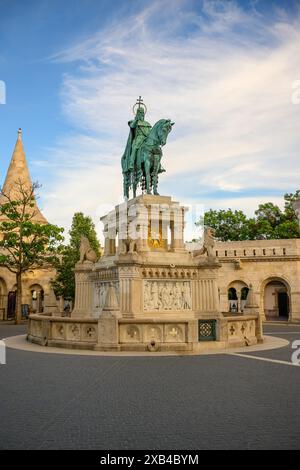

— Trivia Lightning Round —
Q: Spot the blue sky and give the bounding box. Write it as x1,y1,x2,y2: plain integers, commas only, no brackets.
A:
0,0,300,238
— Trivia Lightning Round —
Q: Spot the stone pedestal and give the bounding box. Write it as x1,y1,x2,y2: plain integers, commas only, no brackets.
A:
27,194,264,352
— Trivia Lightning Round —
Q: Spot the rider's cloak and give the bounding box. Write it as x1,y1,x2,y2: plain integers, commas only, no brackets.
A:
121,119,151,173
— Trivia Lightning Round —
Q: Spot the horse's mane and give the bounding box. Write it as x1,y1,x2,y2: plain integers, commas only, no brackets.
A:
149,119,168,137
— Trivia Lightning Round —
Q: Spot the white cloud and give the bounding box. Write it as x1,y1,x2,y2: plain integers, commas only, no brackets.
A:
40,0,300,237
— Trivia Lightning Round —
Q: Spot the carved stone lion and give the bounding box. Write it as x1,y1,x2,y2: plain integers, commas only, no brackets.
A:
79,235,98,263
193,227,216,258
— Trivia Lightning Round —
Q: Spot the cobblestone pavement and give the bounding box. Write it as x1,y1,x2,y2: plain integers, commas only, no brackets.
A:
0,323,299,450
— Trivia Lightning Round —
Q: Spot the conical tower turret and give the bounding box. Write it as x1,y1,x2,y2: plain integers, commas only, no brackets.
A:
0,129,48,224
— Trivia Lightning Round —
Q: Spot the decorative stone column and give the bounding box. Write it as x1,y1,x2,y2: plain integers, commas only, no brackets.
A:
59,296,64,315
236,289,242,313
243,284,263,343
136,203,150,252
72,262,94,318
102,213,117,256
219,288,229,313
117,265,142,318
171,206,186,251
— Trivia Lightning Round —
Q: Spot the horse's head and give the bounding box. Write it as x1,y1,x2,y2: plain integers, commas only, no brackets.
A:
152,119,174,146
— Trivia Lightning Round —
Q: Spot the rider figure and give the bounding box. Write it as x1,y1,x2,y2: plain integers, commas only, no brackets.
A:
126,107,152,171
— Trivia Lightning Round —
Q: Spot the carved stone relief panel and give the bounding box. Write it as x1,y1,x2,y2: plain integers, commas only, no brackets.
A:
143,280,192,311
119,324,142,343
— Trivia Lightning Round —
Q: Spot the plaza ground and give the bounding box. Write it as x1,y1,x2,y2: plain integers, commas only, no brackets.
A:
0,323,299,450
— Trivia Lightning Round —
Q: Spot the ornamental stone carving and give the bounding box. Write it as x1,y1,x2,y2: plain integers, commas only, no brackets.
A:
53,324,65,339
68,323,80,341
93,281,119,311
83,326,97,341
165,324,184,342
145,325,162,342
125,325,141,342
143,280,192,311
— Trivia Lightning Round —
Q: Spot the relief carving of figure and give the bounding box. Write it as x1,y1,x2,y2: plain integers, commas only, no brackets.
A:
151,282,159,310
161,283,169,309
144,281,192,311
144,282,152,310
183,283,192,309
173,282,183,310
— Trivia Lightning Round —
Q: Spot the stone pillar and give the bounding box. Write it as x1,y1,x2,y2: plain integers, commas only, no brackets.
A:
171,206,185,251
95,283,120,351
103,223,116,256
72,263,94,318
219,288,229,313
288,291,295,322
59,296,64,315
137,215,150,252
236,289,241,313
243,284,264,343
118,265,142,318
104,232,110,256
255,313,264,343
140,205,151,251
109,238,116,255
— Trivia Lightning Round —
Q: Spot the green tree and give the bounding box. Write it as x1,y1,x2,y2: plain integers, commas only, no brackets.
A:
53,212,101,301
203,209,253,241
69,212,100,255
202,190,300,241
0,181,64,324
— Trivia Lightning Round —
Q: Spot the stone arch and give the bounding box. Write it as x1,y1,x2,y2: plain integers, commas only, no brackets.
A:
261,276,291,321
227,280,249,313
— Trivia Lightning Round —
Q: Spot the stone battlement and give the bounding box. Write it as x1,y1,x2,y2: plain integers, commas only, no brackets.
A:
214,238,300,259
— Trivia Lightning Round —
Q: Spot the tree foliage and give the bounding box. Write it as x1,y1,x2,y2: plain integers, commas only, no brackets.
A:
203,191,300,241
0,181,64,323
52,212,101,301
